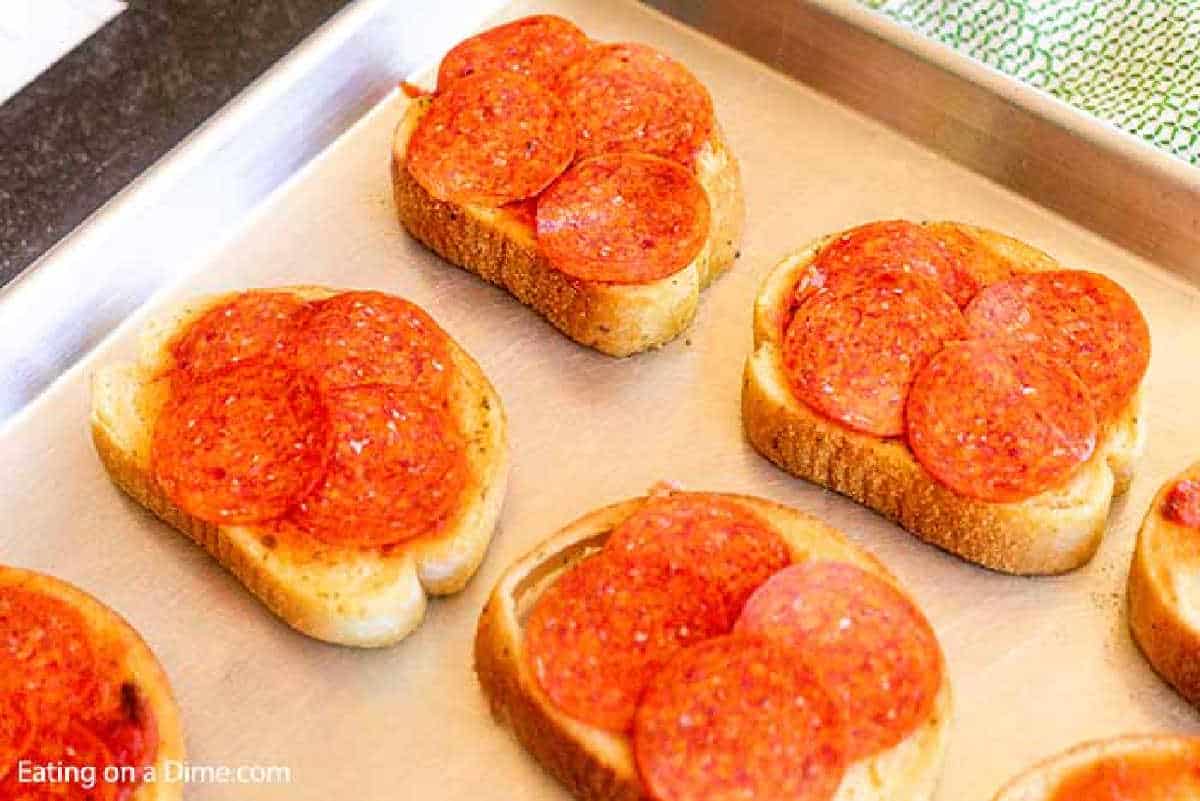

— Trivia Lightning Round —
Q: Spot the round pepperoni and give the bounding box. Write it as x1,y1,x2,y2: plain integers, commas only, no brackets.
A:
0,693,36,781
782,270,967,437
923,222,1016,291
633,634,847,801
906,340,1098,502
735,561,943,760
559,43,714,165
0,588,98,712
294,292,452,393
151,362,331,525
964,270,1151,423
525,552,727,733
170,291,309,378
535,152,710,283
1048,749,1200,801
605,494,790,627
407,71,575,207
289,385,467,547
1164,479,1200,528
436,15,590,91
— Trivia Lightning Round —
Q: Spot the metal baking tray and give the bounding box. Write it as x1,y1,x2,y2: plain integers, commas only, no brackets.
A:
3,0,1200,798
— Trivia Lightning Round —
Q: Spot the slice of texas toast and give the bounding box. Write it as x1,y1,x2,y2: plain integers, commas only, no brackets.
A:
392,95,745,357
91,286,508,648
743,223,1144,576
475,491,951,801
0,565,186,801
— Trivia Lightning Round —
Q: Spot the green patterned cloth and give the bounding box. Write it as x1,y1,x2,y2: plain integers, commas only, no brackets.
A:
860,0,1200,163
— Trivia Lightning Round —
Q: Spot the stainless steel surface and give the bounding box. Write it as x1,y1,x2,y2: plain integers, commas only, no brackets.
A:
2,0,1200,799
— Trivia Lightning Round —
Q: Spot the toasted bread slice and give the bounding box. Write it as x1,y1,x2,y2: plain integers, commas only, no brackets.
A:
391,95,744,357
992,735,1200,800
475,491,951,801
1129,462,1200,706
0,565,185,801
91,286,508,648
743,223,1145,575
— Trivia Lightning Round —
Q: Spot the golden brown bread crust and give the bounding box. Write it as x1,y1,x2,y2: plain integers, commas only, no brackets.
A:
0,566,185,801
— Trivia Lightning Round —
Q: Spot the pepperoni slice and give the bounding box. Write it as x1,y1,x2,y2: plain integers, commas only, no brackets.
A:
964,270,1151,423
151,362,330,525
735,561,943,760
407,71,575,207
782,270,967,437
2,720,120,801
1164,479,1200,528
923,222,1016,291
293,292,452,393
0,693,36,781
559,43,714,165
604,494,791,627
170,291,309,378
0,588,98,714
289,385,467,547
535,153,711,283
906,340,1098,502
1048,748,1200,801
436,15,590,91
524,552,727,733
87,683,159,795
633,634,847,801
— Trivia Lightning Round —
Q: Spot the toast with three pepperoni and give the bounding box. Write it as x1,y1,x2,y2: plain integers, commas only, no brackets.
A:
91,287,508,647
744,221,1150,575
475,488,951,801
392,15,744,357
0,565,185,801
1129,462,1200,707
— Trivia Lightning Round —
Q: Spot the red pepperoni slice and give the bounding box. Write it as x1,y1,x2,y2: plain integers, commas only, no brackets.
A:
735,561,943,760
293,292,452,393
151,362,331,525
87,683,159,797
525,552,727,733
964,270,1151,423
0,693,36,781
559,43,714,165
289,385,467,547
0,587,98,714
923,222,1016,291
436,15,590,91
906,340,1098,502
170,291,309,378
604,493,790,627
633,634,847,801
407,71,575,207
1164,479,1200,528
535,153,711,284
1048,747,1200,801
782,270,967,437
1,720,120,801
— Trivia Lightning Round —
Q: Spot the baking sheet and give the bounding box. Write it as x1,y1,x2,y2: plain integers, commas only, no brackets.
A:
3,0,1200,798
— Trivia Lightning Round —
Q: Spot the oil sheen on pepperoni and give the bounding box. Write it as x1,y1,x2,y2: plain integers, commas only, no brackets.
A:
436,15,590,91
151,362,330,525
964,270,1151,423
170,291,309,378
1048,747,1200,801
735,561,943,760
524,552,727,733
294,291,452,393
289,385,467,547
407,71,575,207
535,152,710,283
633,634,848,801
558,42,714,165
604,493,790,628
906,340,1098,503
782,270,967,437
1164,479,1200,528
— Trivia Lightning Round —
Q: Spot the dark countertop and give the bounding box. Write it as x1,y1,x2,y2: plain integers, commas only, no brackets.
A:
0,0,352,289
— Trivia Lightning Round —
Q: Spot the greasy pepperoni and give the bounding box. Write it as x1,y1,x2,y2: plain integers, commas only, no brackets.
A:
407,71,575,207
170,291,309,378
633,634,847,801
906,340,1098,502
294,292,452,393
964,270,1151,423
735,561,943,760
289,385,467,547
525,553,727,733
604,493,790,627
1048,748,1200,801
0,588,98,714
1164,479,1200,528
782,270,967,437
436,15,590,91
1,720,119,801
151,362,330,525
535,153,710,283
923,222,1016,292
0,693,36,780
559,43,714,165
